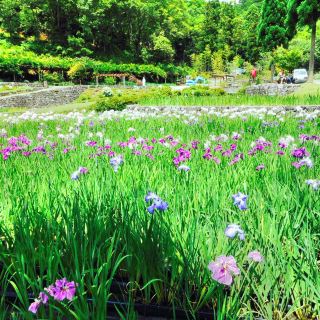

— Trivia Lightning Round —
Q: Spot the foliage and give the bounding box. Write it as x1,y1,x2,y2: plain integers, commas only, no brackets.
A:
258,0,288,52
0,0,303,69
103,77,116,85
67,61,91,82
77,88,104,102
0,0,318,77
287,0,320,78
180,86,226,97
273,46,305,71
94,87,178,111
43,71,65,83
0,40,181,81
142,32,175,64
95,95,135,112
211,51,225,73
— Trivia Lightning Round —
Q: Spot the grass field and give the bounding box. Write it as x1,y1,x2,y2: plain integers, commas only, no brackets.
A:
0,107,319,319
140,91,320,107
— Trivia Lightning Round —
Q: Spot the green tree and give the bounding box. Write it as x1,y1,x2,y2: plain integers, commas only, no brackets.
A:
258,0,288,52
211,50,225,73
274,45,304,70
258,0,289,78
287,0,320,80
241,4,261,62
142,32,175,63
202,0,221,52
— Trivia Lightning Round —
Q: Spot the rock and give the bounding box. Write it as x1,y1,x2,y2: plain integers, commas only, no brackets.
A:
246,84,300,96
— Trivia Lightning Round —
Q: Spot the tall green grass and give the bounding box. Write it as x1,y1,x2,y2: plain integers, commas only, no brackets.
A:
0,115,319,319
140,94,320,106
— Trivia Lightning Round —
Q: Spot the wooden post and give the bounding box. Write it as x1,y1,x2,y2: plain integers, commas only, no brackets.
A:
96,75,99,87
122,76,126,86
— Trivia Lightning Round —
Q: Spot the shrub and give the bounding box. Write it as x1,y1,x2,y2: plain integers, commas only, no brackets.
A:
67,61,91,83
94,87,176,112
43,71,65,83
77,88,104,102
181,86,225,97
93,86,182,112
103,86,113,97
95,95,138,112
103,77,116,85
147,86,177,98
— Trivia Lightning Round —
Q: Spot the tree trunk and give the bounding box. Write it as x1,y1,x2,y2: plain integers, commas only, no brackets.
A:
308,22,316,82
270,63,275,83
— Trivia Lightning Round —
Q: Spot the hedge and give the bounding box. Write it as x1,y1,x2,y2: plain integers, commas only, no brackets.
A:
0,40,190,81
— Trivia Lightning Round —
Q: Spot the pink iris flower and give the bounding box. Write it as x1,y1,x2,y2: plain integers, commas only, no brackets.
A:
208,255,240,286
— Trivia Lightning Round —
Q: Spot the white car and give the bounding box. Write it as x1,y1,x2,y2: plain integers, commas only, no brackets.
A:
293,69,308,83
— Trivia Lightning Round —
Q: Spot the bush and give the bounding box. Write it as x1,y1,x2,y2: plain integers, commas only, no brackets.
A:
103,86,113,97
181,86,225,97
77,88,104,102
67,61,91,82
103,77,116,85
94,87,177,112
95,95,139,112
147,86,177,98
43,71,65,83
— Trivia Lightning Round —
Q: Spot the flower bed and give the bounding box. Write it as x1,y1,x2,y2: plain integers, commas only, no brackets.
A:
0,107,319,319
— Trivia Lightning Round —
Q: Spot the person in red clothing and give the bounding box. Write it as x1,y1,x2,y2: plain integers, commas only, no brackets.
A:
251,67,257,83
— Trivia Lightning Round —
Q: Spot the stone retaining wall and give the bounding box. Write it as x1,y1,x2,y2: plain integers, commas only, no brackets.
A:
246,84,300,96
0,82,45,88
0,86,87,108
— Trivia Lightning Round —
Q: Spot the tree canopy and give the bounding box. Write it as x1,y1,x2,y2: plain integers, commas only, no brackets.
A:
0,0,319,78
287,0,320,80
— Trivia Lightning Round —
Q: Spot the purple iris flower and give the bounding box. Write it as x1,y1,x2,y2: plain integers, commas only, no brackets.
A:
110,155,124,172
306,179,320,190
214,144,223,152
229,153,243,165
145,192,159,202
79,167,88,174
86,141,97,147
276,150,285,156
145,192,168,214
71,166,89,180
232,192,248,210
28,300,41,314
178,164,190,171
256,164,265,171
208,256,240,286
291,147,309,159
224,224,245,240
53,278,77,301
248,250,264,262
28,292,48,314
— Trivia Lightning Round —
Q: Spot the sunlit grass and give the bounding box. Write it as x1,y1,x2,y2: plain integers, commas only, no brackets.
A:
0,101,94,114
140,93,320,106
